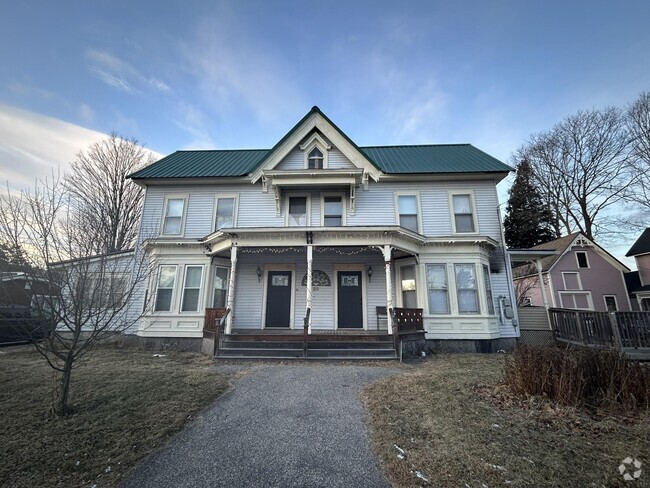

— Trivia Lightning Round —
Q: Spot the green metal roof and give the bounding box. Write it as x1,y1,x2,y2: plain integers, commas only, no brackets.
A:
129,106,513,179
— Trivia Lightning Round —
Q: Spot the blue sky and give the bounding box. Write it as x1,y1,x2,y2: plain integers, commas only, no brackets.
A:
1,1,648,262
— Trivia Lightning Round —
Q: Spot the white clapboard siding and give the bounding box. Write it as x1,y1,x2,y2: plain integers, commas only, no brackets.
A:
140,179,503,241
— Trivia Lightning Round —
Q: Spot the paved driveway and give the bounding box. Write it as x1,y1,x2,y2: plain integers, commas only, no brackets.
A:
121,364,397,488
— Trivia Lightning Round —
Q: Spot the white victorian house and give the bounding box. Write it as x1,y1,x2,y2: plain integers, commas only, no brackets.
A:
126,107,518,358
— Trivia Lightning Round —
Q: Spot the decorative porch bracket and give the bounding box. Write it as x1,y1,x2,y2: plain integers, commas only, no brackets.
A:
225,245,238,334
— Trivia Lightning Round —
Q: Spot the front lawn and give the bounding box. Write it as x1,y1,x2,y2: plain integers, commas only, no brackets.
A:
0,345,229,488
363,354,649,487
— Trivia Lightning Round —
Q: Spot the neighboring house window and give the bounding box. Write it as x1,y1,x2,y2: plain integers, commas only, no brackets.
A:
308,148,324,169
323,196,343,226
562,272,582,290
400,265,417,308
154,265,177,312
455,264,479,314
426,264,449,314
559,292,592,310
288,196,308,226
212,267,230,308
482,265,495,314
576,251,589,268
604,295,618,312
181,266,203,312
397,195,419,232
451,194,476,233
162,198,186,235
215,197,236,230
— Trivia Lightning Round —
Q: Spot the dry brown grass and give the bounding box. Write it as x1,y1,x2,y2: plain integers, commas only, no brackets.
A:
362,354,650,487
0,345,229,488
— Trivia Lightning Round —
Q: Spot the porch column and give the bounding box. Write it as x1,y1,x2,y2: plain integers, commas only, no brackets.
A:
535,258,549,309
225,245,238,334
306,244,313,334
383,245,394,334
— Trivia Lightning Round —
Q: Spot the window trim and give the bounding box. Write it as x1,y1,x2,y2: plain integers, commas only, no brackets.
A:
394,192,422,234
212,194,239,232
561,271,583,290
575,251,590,268
180,265,204,313
285,193,311,227
481,264,495,315
603,294,618,312
425,263,451,315
454,263,481,314
320,192,346,227
211,266,231,309
161,195,188,236
299,132,331,169
154,265,178,313
448,190,479,234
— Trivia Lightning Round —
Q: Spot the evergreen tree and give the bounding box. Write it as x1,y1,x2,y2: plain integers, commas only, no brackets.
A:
504,159,557,248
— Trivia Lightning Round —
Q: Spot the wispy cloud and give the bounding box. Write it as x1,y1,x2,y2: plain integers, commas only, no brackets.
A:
86,48,170,95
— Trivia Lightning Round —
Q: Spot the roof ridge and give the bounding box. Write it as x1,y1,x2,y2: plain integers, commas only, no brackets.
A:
360,143,471,149
175,148,270,153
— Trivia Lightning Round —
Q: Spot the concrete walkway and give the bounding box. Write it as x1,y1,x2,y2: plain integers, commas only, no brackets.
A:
121,364,397,488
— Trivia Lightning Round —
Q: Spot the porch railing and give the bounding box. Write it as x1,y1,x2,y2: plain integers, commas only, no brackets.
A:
390,307,425,358
303,307,311,358
549,308,650,356
204,307,230,357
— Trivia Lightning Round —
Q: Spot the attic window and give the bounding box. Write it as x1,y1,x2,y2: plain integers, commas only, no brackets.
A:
308,148,324,169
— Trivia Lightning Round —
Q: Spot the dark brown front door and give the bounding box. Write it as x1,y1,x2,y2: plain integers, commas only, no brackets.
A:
265,271,292,328
337,271,363,328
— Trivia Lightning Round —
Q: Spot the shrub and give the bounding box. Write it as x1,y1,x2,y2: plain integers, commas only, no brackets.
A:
504,345,650,413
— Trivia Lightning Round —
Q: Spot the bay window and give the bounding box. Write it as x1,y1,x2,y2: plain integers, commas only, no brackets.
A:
455,264,479,314
426,264,449,314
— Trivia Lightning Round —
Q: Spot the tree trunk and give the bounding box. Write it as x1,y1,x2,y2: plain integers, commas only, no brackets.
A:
54,357,74,416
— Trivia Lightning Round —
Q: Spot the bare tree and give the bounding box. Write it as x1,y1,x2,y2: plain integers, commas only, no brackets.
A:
517,108,633,240
0,175,152,416
624,91,650,228
65,132,155,254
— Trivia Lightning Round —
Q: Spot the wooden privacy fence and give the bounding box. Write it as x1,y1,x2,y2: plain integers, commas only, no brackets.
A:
549,308,650,359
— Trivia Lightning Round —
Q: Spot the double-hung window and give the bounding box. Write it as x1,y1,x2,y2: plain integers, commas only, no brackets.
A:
451,193,476,233
482,265,495,314
162,198,185,235
212,267,230,308
308,148,324,169
181,266,203,312
426,264,449,314
323,196,343,226
288,196,308,226
397,195,419,232
155,266,177,312
455,264,479,314
215,197,236,230
400,265,417,308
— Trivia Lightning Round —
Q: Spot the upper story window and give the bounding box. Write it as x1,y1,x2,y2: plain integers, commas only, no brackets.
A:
397,194,419,232
162,197,186,235
323,195,344,226
562,271,582,290
450,192,477,233
308,148,324,169
215,196,237,231
287,196,308,226
576,251,589,268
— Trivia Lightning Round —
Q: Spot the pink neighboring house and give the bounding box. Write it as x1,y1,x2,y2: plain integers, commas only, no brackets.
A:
625,228,650,311
513,233,631,312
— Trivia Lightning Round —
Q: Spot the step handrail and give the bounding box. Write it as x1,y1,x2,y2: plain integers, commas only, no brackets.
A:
214,308,231,357
303,307,311,358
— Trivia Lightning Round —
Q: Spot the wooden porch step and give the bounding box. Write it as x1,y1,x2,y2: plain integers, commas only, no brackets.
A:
223,340,393,350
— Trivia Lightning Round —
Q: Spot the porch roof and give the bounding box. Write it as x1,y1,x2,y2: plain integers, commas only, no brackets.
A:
200,226,499,256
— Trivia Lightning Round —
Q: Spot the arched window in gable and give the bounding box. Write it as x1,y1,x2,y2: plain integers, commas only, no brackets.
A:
308,147,324,169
